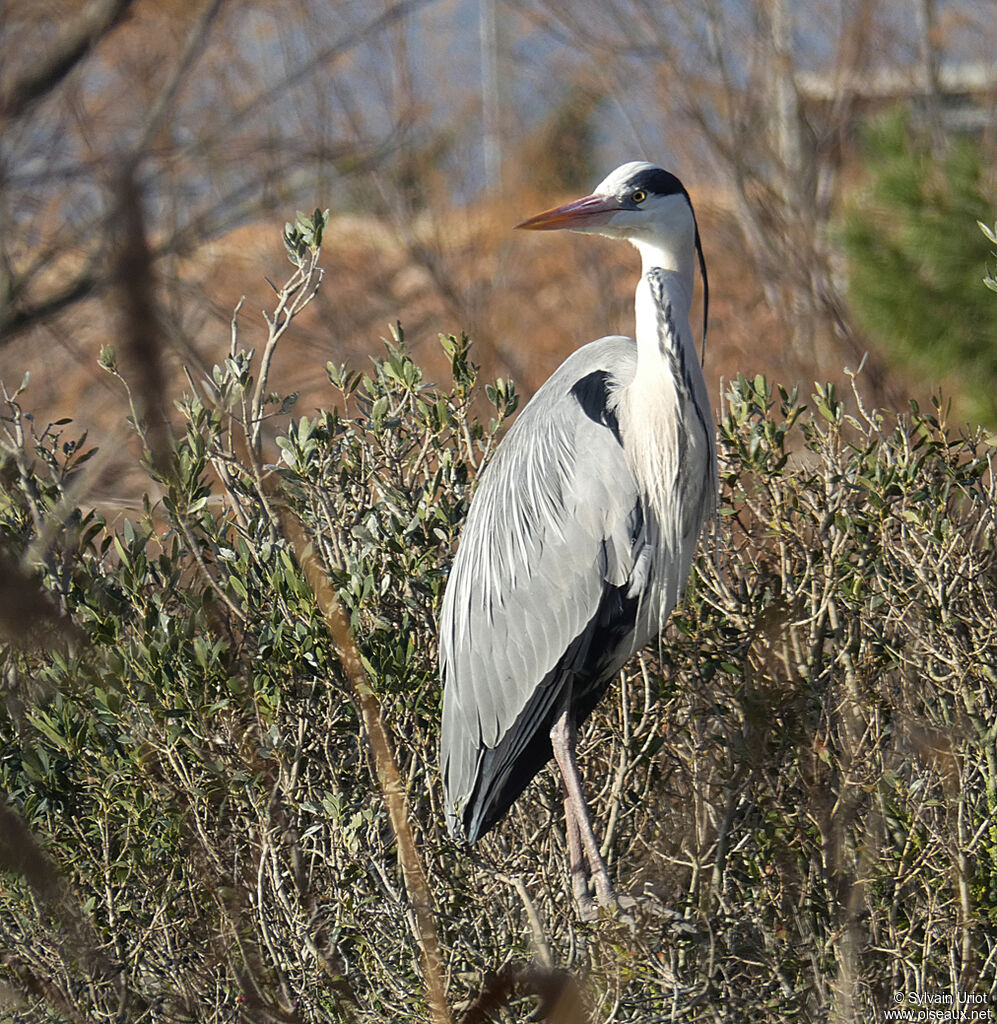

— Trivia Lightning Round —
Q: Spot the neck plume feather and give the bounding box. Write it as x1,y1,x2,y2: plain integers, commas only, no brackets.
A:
617,246,716,643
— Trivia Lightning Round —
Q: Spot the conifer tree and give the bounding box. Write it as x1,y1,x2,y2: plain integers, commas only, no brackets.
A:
842,109,997,426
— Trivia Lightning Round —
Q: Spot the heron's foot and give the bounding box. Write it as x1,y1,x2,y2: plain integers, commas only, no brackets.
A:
574,891,599,922
617,891,701,937
579,895,637,930
573,889,624,924
601,890,639,930
569,871,617,922
572,874,638,927
590,866,616,910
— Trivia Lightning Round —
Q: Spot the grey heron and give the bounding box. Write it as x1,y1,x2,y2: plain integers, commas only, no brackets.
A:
439,161,718,915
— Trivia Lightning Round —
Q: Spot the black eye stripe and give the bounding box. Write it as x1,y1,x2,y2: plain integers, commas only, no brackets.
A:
625,167,688,200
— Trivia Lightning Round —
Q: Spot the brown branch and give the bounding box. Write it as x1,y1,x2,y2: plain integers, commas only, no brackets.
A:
134,0,227,155
0,138,375,348
0,803,65,900
0,553,83,650
279,513,453,1024
174,0,435,164
0,267,101,342
0,804,114,993
0,0,138,120
113,163,171,473
457,961,585,1024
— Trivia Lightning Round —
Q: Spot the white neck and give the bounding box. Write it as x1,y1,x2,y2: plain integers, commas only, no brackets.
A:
631,237,696,363
615,230,712,638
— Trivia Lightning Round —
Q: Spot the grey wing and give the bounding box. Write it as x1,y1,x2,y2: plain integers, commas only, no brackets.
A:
439,337,642,842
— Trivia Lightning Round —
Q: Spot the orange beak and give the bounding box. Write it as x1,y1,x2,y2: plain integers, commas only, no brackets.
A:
515,193,623,231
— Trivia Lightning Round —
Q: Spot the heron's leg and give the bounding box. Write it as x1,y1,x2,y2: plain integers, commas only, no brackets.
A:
562,787,594,916
550,707,616,909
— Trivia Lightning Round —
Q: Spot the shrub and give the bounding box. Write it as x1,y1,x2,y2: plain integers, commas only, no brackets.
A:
0,218,994,1023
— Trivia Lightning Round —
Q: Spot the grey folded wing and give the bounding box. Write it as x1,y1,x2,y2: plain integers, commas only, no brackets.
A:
438,336,643,841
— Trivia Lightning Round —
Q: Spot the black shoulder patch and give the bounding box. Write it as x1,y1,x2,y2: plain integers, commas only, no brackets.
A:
627,167,688,199
571,370,622,445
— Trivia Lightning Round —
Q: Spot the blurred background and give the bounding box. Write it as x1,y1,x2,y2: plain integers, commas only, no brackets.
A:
2,0,996,503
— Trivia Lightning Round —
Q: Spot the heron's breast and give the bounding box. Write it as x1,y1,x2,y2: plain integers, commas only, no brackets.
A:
617,360,712,631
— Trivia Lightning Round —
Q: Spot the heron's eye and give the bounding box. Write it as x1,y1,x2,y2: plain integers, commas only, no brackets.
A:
631,189,647,204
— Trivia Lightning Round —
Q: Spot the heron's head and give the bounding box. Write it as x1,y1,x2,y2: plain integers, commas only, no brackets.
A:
516,161,695,254
518,160,710,353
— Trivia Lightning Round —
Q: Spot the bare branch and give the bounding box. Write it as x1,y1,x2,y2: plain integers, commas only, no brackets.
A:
0,0,137,120
112,163,171,473
134,0,227,155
